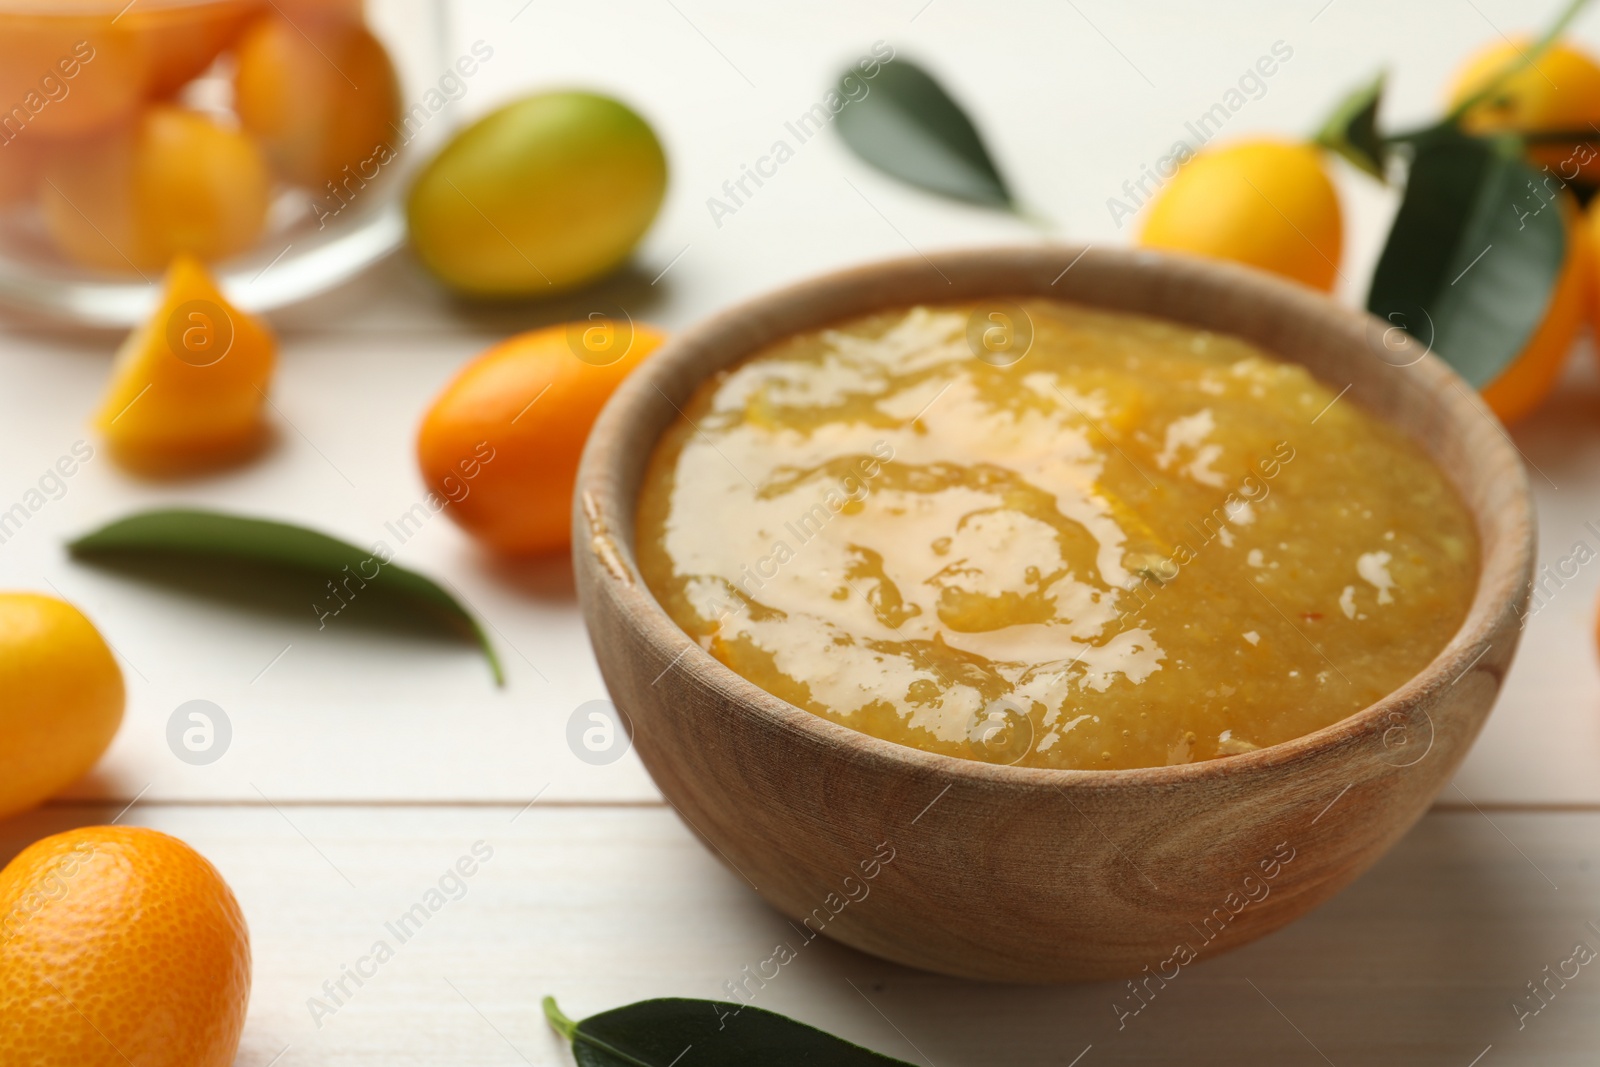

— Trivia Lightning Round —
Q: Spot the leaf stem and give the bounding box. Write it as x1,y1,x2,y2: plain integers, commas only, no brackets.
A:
542,996,579,1041
1443,0,1594,122
1011,202,1057,234
469,615,506,687
542,997,658,1067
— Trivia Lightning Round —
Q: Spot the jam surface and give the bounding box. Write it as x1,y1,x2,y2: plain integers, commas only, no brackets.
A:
636,302,1478,769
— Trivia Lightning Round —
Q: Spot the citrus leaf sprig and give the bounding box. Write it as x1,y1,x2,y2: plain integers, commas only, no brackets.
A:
1312,0,1592,393
1444,0,1591,123
1319,0,1594,166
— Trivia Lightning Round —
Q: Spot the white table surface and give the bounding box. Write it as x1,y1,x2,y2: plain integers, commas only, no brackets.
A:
4,0,1600,1062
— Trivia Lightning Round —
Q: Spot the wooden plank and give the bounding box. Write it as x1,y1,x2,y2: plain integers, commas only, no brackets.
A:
5,804,1596,1065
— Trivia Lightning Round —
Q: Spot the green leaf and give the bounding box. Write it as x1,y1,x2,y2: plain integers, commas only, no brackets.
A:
834,58,1014,209
1315,73,1389,180
68,508,504,685
543,996,916,1066
1367,130,1566,389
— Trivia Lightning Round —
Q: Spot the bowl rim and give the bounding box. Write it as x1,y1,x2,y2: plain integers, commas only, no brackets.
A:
576,244,1534,790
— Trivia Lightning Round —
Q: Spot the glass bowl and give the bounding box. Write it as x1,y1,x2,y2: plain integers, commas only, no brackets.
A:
0,0,451,325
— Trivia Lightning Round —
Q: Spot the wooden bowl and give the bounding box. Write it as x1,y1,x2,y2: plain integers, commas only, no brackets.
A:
572,246,1534,982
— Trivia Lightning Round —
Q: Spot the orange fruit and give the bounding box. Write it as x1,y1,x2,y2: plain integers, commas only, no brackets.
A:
0,2,264,126
233,14,400,190
124,0,263,98
0,14,147,142
95,255,277,473
417,320,666,555
40,104,271,273
1139,139,1343,292
1480,197,1591,426
1449,39,1600,182
1579,199,1600,389
406,91,669,297
0,825,250,1067
0,138,47,208
0,593,124,822
270,0,365,20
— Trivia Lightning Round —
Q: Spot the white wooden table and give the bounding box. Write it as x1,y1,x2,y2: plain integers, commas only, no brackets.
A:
4,0,1600,1062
